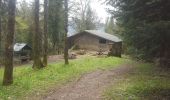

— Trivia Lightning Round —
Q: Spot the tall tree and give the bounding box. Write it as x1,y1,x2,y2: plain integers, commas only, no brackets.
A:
3,0,16,85
105,16,123,35
0,0,2,66
43,0,48,66
106,0,170,67
0,0,2,49
32,0,44,69
0,0,8,57
48,0,65,53
64,0,69,64
105,17,114,34
15,0,34,45
70,0,100,32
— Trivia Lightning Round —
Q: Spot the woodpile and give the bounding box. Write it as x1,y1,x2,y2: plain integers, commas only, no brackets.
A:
76,50,86,55
68,53,77,59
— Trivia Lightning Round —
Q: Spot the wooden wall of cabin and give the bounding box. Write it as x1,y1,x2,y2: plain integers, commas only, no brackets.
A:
72,32,111,51
108,42,122,57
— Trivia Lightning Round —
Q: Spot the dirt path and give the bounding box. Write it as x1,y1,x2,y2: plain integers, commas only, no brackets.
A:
41,65,132,100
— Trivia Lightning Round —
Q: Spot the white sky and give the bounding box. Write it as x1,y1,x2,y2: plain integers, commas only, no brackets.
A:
90,0,110,23
17,0,110,23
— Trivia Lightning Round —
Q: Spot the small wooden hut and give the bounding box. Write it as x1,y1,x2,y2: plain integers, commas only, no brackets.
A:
14,43,32,62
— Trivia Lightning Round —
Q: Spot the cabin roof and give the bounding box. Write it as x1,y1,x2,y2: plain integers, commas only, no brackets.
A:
14,43,31,52
68,30,122,42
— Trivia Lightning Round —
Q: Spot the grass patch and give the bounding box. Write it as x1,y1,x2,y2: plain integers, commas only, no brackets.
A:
0,56,127,100
104,63,170,100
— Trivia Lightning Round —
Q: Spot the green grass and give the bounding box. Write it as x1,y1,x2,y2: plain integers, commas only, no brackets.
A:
104,62,170,100
0,56,127,100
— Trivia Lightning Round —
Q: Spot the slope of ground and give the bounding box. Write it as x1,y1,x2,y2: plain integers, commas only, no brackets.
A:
104,63,170,100
0,56,127,100
0,56,169,100
42,65,132,100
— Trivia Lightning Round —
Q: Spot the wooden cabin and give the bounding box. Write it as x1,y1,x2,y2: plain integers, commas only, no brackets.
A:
14,43,32,62
68,30,122,57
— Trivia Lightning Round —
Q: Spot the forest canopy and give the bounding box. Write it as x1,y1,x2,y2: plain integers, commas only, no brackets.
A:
106,0,170,67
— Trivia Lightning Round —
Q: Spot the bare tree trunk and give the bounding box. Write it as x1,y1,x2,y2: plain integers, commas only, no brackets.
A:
0,0,2,67
43,0,48,66
0,0,2,48
0,0,2,60
3,0,16,86
64,0,69,65
33,0,44,69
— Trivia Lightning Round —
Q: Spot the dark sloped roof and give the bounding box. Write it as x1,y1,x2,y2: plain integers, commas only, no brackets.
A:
69,30,122,42
14,43,31,52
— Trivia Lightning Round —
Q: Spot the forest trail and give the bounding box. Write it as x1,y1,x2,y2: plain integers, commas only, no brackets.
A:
42,65,133,100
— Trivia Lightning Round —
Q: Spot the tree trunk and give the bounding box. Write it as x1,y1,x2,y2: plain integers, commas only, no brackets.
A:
33,0,44,69
0,0,2,49
0,0,2,60
43,0,48,66
3,0,16,86
64,0,69,65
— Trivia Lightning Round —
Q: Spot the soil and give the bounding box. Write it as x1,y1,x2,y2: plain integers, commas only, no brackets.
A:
41,65,133,100
12,51,104,67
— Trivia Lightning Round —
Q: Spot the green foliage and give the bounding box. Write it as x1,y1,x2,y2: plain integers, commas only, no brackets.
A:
105,17,114,34
106,0,170,62
71,0,101,32
15,0,34,45
0,0,8,51
104,63,170,100
105,17,124,39
15,17,30,43
123,21,170,61
48,0,65,52
0,56,127,99
0,0,8,22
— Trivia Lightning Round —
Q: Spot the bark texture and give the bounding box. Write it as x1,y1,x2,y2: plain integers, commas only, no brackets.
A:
43,0,48,66
0,0,1,47
64,0,69,64
33,0,43,69
3,0,16,85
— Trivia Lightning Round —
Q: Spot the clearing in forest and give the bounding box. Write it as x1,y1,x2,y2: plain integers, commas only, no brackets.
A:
42,65,132,100
41,62,170,100
0,56,169,100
